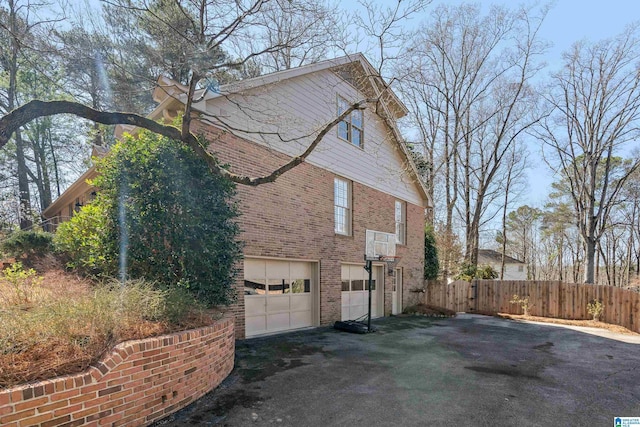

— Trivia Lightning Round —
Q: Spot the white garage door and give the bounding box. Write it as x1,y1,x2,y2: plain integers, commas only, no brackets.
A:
341,264,382,321
244,259,313,337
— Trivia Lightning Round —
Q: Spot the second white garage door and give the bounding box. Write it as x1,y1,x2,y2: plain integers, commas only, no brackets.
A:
341,264,383,321
244,259,314,337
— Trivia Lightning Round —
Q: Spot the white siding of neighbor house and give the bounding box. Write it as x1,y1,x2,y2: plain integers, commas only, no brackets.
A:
199,69,425,207
484,262,527,280
503,264,527,280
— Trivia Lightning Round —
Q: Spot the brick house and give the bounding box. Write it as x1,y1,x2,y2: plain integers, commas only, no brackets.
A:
43,54,430,338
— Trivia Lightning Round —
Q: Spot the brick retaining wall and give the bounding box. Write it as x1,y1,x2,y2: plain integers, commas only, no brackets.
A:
0,314,234,427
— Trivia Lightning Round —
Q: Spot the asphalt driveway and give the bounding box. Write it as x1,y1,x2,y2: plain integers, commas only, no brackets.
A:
156,314,640,426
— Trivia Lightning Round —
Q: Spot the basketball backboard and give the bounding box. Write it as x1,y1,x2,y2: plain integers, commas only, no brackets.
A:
365,230,396,261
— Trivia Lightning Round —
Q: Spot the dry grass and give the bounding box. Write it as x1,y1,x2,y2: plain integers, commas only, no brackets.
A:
496,313,639,336
0,264,219,388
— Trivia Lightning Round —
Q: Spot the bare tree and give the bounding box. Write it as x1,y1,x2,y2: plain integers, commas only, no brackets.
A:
498,145,527,279
252,0,341,72
396,3,548,271
537,25,640,284
504,205,542,279
0,0,422,191
352,0,429,78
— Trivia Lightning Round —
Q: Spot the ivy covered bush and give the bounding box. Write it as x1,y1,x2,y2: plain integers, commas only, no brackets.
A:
424,224,439,280
54,130,242,307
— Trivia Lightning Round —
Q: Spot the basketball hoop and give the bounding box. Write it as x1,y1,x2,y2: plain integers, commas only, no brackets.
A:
379,255,400,276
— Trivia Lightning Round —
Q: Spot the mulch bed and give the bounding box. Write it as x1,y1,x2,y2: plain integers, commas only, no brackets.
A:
403,304,457,318
496,313,639,335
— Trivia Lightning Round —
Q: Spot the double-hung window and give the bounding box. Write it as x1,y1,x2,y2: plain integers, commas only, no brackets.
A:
395,200,406,245
337,96,364,148
334,177,351,235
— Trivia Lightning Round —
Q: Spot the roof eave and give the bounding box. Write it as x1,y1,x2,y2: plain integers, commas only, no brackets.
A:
42,167,98,218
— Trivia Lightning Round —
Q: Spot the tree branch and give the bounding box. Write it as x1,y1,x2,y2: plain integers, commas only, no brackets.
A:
0,98,372,186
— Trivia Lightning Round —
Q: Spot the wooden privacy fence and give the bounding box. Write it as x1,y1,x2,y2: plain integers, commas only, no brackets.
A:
424,280,640,333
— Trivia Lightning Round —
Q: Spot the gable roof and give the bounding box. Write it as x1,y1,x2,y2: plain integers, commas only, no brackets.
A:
149,54,430,206
477,249,526,265
152,53,408,120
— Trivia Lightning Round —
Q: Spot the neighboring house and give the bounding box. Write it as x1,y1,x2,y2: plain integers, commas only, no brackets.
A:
42,145,108,231
43,54,431,339
477,249,527,280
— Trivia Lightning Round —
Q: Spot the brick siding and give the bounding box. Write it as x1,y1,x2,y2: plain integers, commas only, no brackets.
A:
195,124,426,339
0,314,234,427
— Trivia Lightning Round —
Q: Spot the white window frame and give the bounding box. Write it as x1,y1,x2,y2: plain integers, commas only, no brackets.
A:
334,177,352,236
395,200,406,245
337,95,364,148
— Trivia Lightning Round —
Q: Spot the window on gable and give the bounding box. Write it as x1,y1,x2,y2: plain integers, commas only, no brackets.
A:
337,96,364,148
334,177,351,235
395,200,406,245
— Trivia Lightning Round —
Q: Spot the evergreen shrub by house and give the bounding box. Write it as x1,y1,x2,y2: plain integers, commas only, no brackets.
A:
54,130,242,307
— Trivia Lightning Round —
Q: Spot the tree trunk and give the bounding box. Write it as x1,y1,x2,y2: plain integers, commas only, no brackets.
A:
500,193,509,280
585,236,596,284
15,131,32,229
558,234,564,281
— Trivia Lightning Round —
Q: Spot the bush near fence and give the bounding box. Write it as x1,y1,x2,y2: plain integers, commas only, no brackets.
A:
424,280,640,333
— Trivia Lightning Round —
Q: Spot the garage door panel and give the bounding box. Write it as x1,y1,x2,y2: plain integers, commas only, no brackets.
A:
351,292,364,306
246,315,266,335
290,310,312,328
267,295,290,313
341,293,350,307
267,312,290,331
245,259,266,279
246,296,266,314
245,259,314,337
349,265,362,278
266,261,290,278
351,304,366,320
291,294,311,310
341,264,349,278
290,262,311,278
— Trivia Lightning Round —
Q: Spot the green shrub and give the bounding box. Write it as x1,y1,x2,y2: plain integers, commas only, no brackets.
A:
476,264,499,280
587,299,604,321
53,129,242,307
454,262,499,281
0,262,44,308
54,203,114,275
1,230,53,257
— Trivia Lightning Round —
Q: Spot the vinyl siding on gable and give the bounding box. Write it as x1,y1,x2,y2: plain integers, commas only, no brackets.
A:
200,69,425,207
